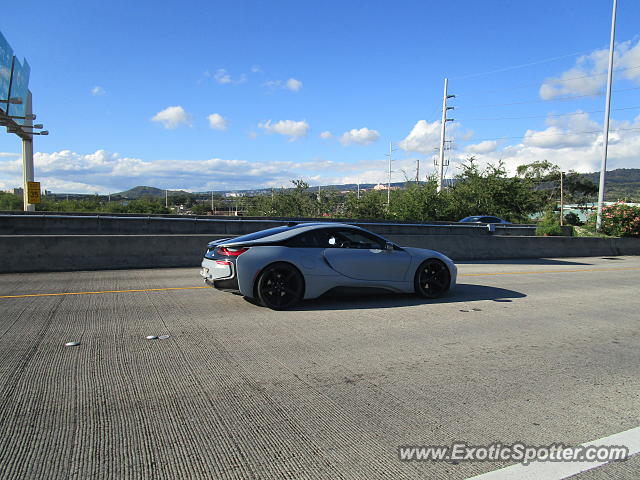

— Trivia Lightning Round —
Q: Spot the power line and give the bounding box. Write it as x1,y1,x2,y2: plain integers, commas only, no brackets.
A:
459,92,603,109
456,105,640,122
450,48,596,81
457,86,640,110
453,64,640,96
457,127,640,144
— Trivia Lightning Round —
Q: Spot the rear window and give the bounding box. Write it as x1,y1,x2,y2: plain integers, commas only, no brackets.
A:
227,226,291,243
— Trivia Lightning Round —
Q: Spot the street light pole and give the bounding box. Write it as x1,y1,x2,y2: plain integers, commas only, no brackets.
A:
596,0,617,230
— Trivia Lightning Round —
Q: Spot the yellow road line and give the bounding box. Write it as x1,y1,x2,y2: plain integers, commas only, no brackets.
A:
459,266,640,277
1,266,638,299
0,286,209,299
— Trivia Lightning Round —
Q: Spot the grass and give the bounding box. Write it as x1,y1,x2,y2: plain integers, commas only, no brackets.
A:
573,226,615,238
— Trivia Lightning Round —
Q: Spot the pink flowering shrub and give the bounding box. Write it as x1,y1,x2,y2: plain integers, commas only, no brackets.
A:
597,203,640,237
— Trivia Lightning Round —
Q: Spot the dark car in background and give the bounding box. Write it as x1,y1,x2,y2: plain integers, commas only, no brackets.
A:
459,216,511,224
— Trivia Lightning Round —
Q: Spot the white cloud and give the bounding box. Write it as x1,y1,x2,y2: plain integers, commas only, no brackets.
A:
320,131,333,140
457,111,640,175
90,86,106,96
4,113,640,194
208,68,247,85
398,120,441,153
258,119,309,141
214,69,232,84
207,113,227,131
540,38,640,99
151,106,192,129
339,127,380,146
286,78,303,92
523,111,599,149
465,140,498,154
262,77,303,92
0,149,363,193
251,65,262,73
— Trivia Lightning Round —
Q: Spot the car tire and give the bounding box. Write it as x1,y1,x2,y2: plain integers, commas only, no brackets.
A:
255,262,305,310
414,259,451,298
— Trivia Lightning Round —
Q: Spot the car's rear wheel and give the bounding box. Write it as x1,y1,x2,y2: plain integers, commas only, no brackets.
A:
256,262,304,310
414,259,451,298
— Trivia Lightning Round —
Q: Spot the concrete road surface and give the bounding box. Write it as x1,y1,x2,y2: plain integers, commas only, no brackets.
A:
0,256,639,479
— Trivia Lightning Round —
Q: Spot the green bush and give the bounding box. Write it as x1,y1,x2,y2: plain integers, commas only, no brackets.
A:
597,203,640,237
536,224,565,236
564,212,583,226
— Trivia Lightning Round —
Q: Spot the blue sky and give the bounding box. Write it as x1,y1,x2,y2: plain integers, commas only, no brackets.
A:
1,0,639,193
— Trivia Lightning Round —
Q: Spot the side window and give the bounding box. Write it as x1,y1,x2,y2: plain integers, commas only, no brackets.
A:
331,229,386,250
287,231,322,247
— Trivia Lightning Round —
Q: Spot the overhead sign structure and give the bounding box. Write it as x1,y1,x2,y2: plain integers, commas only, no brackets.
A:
0,31,13,115
27,181,41,204
7,57,30,125
1,28,47,212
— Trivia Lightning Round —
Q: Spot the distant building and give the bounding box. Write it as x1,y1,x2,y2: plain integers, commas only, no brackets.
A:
13,188,23,196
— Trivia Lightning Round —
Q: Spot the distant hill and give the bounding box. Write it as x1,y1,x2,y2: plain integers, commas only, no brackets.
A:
114,186,165,199
109,169,639,201
580,168,640,201
113,186,192,199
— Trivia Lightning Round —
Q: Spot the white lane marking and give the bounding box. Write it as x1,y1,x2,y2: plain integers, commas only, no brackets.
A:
466,426,640,480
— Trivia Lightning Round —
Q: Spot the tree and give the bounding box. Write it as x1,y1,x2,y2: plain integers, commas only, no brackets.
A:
0,192,23,210
517,160,597,210
344,190,386,219
444,157,543,222
388,178,442,221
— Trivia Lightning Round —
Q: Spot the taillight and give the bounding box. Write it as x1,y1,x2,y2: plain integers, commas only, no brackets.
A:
216,246,249,257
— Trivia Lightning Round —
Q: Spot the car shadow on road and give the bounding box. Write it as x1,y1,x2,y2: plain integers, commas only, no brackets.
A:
288,283,526,311
458,258,593,266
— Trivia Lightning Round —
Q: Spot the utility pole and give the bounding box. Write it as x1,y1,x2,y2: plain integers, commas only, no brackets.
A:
165,189,168,208
596,0,617,231
560,171,564,226
416,159,420,183
210,191,214,212
386,141,396,210
437,78,455,193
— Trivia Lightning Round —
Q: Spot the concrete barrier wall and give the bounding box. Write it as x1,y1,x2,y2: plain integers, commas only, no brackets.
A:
1,234,638,273
0,214,538,236
389,235,640,261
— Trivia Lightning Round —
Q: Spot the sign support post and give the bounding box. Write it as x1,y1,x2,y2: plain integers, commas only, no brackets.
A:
22,90,35,211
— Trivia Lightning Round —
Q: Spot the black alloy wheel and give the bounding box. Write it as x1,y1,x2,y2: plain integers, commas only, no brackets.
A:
256,262,304,310
414,259,451,298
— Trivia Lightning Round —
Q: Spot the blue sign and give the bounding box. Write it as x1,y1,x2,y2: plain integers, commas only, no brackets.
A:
7,57,30,124
0,31,13,114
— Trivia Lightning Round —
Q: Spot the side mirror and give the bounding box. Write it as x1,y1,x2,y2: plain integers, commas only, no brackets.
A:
385,242,394,252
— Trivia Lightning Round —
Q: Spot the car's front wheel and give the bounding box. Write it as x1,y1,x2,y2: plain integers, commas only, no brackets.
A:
414,259,451,298
255,262,304,310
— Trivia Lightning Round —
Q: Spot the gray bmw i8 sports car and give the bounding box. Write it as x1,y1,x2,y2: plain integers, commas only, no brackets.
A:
200,223,457,310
